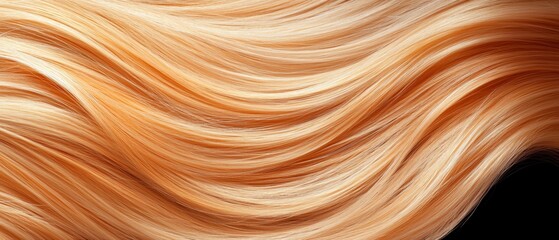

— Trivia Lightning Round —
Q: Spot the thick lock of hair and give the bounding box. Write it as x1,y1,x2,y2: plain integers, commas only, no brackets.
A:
0,1,558,239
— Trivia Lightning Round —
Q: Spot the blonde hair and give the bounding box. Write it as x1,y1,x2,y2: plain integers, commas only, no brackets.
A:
1,0,559,239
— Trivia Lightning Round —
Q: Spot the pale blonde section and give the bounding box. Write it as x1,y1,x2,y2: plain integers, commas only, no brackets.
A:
0,0,558,239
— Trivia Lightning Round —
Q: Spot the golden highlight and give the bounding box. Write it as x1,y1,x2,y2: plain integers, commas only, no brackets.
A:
1,0,559,239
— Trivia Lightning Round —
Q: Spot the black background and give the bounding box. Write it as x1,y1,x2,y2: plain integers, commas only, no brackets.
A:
444,151,559,239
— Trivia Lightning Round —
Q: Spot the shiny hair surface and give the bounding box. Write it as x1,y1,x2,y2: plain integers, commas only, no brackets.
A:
0,0,558,239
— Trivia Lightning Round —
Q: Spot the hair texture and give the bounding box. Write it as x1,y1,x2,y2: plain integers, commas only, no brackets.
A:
0,0,559,239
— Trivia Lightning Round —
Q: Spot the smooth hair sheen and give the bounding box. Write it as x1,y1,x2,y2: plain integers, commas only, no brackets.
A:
1,0,559,239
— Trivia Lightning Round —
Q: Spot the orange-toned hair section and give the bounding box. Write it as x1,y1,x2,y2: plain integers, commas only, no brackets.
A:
1,0,559,239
